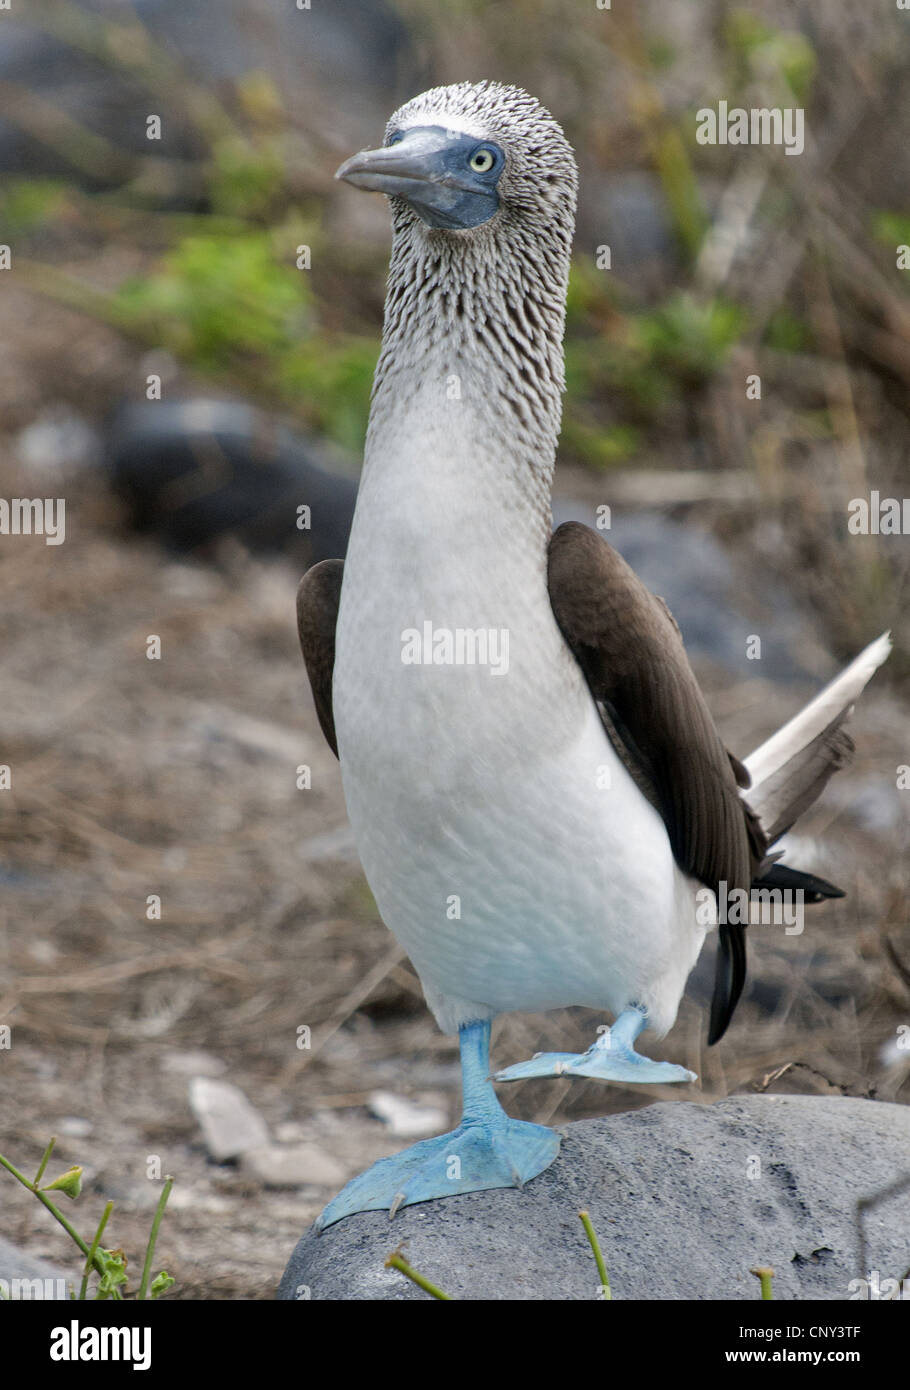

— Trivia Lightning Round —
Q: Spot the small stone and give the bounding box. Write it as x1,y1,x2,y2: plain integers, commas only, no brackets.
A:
274,1121,308,1144
242,1143,347,1189
367,1091,447,1138
189,1078,269,1161
163,1050,228,1078
56,1117,92,1139
167,1185,233,1215
16,406,97,479
28,940,58,965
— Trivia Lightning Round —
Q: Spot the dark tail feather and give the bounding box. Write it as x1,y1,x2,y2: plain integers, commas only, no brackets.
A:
710,865,843,1042
708,922,746,1045
753,861,845,903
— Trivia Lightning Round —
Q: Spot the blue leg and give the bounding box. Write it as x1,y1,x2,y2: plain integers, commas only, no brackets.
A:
316,1019,561,1231
494,1005,696,1085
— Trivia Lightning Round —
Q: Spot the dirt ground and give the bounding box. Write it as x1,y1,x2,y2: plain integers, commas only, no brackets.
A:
1,282,909,1300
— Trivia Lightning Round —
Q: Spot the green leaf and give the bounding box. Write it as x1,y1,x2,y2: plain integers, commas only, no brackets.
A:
209,137,286,219
96,1250,128,1300
764,306,810,353
872,210,910,249
114,231,309,367
633,292,746,384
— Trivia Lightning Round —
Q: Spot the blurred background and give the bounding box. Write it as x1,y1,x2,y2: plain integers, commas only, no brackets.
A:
1,0,909,1298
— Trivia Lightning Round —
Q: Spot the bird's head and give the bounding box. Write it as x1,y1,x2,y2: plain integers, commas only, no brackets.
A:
335,80,577,244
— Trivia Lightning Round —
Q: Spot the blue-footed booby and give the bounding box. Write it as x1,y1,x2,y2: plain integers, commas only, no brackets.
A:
296,81,890,1229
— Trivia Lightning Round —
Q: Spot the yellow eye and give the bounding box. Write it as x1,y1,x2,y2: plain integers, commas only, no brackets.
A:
469,148,495,173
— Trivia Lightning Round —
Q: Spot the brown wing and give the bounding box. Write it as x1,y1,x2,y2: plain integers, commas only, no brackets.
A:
296,559,343,759
547,522,766,1043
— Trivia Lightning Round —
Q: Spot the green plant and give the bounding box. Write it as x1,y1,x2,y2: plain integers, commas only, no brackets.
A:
384,1211,778,1301
579,1208,611,1299
633,291,746,386
106,230,379,450
872,211,910,257
0,178,70,236
113,231,309,366
751,1265,775,1300
724,11,817,102
764,306,811,353
384,1207,613,1301
0,1137,175,1301
385,1246,453,1300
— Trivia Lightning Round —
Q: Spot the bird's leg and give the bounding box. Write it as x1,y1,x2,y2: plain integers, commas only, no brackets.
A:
494,1004,697,1085
315,1018,560,1231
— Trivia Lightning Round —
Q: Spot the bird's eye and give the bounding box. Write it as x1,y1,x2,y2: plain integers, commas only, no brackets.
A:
469,147,496,173
387,132,404,146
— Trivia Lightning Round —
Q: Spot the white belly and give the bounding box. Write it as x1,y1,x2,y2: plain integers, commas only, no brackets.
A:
333,476,707,1036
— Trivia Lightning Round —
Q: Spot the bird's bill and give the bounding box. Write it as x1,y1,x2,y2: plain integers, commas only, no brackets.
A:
335,126,500,230
335,127,468,195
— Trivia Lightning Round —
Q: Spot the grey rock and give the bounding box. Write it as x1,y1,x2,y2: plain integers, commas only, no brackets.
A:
105,398,358,565
277,1095,910,1301
0,0,416,185
576,170,678,294
551,505,823,683
188,1077,270,1162
367,1091,448,1139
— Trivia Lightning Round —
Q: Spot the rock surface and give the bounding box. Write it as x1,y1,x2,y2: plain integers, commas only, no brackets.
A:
188,1077,270,1162
0,0,416,183
277,1095,910,1301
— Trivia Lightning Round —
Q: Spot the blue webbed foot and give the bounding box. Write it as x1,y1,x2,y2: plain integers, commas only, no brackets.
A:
315,1018,560,1231
494,1006,697,1086
316,1112,560,1230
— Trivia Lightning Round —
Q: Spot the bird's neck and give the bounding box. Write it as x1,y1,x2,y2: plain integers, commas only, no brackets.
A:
362,217,572,545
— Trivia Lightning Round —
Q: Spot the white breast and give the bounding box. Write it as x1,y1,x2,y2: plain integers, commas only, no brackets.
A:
333,397,706,1037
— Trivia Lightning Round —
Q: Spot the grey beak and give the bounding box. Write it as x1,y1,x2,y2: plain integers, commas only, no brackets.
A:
336,128,470,198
